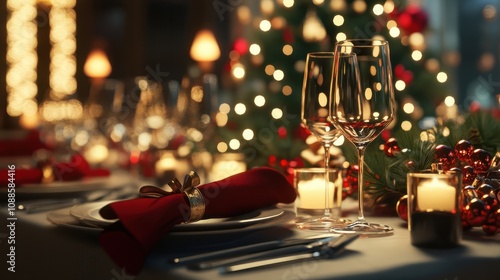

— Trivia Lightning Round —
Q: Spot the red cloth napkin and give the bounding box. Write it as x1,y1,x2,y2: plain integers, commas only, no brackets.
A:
98,167,297,275
0,153,110,186
0,129,52,157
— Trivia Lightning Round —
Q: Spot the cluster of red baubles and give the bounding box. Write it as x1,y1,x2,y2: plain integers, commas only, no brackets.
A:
391,138,500,235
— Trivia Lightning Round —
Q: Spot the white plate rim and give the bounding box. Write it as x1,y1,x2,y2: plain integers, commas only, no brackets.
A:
69,200,286,230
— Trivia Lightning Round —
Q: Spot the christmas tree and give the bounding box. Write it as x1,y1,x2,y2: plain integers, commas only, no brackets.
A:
214,0,449,171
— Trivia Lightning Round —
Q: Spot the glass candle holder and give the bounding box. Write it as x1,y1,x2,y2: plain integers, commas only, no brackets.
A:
294,168,343,219
407,172,463,248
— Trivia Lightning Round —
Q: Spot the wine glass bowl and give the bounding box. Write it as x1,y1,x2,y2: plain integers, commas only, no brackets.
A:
300,52,349,230
330,39,396,236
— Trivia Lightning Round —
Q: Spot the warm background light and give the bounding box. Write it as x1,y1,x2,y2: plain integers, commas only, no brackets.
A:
190,29,221,62
84,49,112,79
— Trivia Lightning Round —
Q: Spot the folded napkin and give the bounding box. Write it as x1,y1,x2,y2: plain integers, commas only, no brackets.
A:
0,129,52,157
0,153,110,186
98,167,296,275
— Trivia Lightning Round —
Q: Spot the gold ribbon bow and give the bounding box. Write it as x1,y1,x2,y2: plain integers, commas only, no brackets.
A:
139,171,205,222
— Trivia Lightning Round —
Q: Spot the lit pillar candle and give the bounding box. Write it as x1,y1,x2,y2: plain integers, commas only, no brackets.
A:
417,178,456,212
297,178,335,209
408,173,463,248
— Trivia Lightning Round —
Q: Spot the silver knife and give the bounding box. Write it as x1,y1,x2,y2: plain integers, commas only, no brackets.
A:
191,236,336,270
219,234,359,274
172,233,337,267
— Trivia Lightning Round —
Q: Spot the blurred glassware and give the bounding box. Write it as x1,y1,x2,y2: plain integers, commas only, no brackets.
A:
177,73,218,150
38,92,84,159
176,72,219,181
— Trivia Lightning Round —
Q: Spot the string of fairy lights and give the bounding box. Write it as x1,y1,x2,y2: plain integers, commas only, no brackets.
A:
5,0,493,157
6,0,79,125
213,0,453,153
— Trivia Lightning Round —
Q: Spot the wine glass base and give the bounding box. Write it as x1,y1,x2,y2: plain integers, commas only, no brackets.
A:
295,216,352,231
331,220,394,237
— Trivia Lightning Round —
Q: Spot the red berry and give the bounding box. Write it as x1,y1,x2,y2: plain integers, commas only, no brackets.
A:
384,138,400,157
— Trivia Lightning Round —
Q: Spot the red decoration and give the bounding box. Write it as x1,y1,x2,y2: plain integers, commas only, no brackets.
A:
343,164,359,197
396,195,408,222
481,194,499,212
454,140,474,162
293,125,311,141
233,38,249,55
391,137,500,236
277,126,288,139
482,212,498,235
282,27,294,43
396,5,428,35
463,198,488,227
463,185,478,204
394,64,413,85
469,149,492,174
435,144,456,171
384,138,400,157
476,184,494,198
269,155,304,184
462,165,476,185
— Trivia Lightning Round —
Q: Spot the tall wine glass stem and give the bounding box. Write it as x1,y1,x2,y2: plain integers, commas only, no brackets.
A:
323,143,331,218
357,146,366,223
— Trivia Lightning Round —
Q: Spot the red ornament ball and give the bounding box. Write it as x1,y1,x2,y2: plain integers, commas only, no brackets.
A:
384,138,400,157
435,144,456,170
469,149,492,174
396,5,429,34
481,193,499,212
486,170,500,180
494,208,500,228
463,185,478,204
454,140,474,162
482,223,497,235
482,212,498,235
463,198,488,227
476,184,494,198
462,165,476,185
396,195,408,222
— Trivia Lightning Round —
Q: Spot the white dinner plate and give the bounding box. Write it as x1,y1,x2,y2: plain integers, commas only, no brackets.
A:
47,207,102,232
69,200,286,231
48,206,296,237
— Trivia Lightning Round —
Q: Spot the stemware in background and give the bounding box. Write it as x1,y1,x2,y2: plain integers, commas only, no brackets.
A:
330,39,396,236
300,52,346,230
177,73,218,182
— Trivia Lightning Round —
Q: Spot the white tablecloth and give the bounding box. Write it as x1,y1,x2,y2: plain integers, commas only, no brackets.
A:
1,200,499,280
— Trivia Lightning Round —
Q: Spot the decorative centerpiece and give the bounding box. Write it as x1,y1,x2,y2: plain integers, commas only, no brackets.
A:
357,111,500,236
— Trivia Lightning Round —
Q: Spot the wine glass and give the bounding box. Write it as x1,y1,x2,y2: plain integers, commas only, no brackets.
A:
300,52,348,230
329,39,395,236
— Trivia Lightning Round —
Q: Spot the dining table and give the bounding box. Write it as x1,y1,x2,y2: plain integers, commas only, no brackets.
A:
1,172,499,280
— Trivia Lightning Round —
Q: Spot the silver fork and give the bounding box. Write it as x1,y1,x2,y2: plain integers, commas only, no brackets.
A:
18,184,137,213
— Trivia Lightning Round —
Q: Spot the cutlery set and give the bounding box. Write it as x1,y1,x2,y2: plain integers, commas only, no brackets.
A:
170,233,359,274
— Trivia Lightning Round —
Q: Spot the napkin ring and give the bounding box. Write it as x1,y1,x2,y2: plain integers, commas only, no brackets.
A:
183,186,205,222
139,171,206,222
